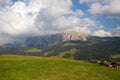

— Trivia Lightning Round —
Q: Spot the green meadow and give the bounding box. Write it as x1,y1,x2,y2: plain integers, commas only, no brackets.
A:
0,55,120,80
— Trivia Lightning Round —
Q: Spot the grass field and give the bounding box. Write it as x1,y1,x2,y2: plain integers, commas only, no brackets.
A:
24,48,42,53
0,55,120,80
58,48,79,58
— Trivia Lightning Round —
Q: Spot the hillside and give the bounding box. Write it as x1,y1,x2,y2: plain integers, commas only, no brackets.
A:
0,55,120,80
0,36,120,61
40,37,120,60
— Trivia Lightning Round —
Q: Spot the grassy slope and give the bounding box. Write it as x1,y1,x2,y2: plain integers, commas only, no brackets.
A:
0,55,120,80
24,48,42,53
58,48,79,58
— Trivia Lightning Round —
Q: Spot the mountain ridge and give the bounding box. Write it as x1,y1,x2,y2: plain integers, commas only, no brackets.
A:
25,30,89,47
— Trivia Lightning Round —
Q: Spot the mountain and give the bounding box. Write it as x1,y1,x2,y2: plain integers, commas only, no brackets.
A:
25,34,63,47
0,31,120,61
25,30,88,47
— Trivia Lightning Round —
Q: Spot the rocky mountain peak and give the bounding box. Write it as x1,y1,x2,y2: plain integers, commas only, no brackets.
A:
62,30,88,41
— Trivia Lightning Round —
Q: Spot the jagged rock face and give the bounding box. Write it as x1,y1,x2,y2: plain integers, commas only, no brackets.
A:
62,30,88,41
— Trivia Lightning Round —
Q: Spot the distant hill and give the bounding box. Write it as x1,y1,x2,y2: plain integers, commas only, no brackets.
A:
0,31,120,61
0,55,120,80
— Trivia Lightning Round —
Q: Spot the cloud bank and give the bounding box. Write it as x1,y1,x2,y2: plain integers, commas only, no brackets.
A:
93,30,112,37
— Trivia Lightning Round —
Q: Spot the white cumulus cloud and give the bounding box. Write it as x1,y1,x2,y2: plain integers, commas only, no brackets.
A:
93,30,112,37
111,26,120,37
0,0,44,44
88,0,120,18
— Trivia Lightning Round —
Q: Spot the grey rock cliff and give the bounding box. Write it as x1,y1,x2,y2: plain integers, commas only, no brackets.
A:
62,30,88,41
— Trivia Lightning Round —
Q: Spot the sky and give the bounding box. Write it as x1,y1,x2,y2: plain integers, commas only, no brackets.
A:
0,0,120,45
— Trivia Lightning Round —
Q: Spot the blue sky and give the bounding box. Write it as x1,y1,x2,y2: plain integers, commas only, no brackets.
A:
72,0,88,12
72,0,120,31
0,0,120,44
